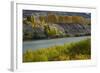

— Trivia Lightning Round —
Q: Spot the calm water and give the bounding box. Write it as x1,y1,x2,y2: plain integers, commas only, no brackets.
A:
23,36,90,52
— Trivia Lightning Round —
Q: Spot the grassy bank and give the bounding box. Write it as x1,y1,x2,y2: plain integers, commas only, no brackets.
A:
23,38,91,62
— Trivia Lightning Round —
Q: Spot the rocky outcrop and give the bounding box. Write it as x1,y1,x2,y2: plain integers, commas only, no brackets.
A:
23,22,91,40
58,23,91,36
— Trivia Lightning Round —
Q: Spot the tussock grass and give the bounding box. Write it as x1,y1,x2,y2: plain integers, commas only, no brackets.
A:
23,38,91,62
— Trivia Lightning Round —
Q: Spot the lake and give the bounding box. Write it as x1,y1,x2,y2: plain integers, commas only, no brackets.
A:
23,36,90,52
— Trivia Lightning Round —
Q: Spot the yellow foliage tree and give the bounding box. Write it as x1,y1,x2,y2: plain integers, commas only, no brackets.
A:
72,16,86,24
63,16,72,23
47,13,57,23
39,16,46,23
58,16,64,23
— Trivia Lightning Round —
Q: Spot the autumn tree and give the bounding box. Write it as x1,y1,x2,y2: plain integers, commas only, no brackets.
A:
63,16,72,23
58,16,64,23
39,16,46,22
47,13,58,23
72,16,86,24
85,18,91,25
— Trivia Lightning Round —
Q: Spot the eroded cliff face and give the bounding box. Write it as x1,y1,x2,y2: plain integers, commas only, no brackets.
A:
23,23,90,40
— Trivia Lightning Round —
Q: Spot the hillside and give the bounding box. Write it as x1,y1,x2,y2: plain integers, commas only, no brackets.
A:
23,10,91,40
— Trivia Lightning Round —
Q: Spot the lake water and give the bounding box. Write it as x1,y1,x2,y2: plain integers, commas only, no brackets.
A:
23,36,90,52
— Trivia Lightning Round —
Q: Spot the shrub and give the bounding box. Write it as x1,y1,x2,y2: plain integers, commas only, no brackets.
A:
23,49,34,62
23,38,91,62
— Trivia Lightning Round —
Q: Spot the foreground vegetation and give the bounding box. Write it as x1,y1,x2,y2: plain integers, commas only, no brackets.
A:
23,38,91,62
